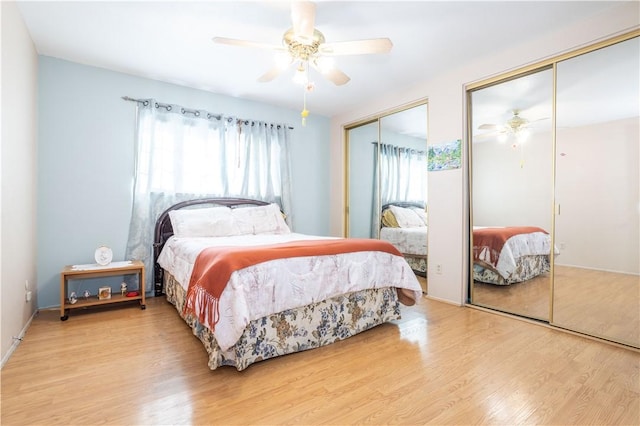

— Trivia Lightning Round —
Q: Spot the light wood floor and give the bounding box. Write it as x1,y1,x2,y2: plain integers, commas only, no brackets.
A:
2,296,639,425
553,265,640,348
471,266,640,348
472,272,551,321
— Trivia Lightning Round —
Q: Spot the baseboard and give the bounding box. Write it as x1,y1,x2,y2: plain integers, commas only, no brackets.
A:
1,309,38,369
424,294,463,306
555,263,639,276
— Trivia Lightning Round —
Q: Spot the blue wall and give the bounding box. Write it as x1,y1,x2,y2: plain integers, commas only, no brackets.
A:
37,56,330,308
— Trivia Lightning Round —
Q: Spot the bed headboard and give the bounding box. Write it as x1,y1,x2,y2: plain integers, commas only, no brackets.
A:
381,201,426,211
153,197,270,296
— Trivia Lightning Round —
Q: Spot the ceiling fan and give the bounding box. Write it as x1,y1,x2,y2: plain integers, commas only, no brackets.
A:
477,110,549,142
212,1,393,87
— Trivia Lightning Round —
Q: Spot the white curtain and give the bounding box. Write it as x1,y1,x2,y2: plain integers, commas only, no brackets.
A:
125,99,292,293
379,142,427,204
372,142,427,236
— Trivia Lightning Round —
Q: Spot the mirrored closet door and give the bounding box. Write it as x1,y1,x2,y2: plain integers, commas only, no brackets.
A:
345,101,429,290
552,36,639,347
468,69,554,321
468,31,639,348
346,120,379,239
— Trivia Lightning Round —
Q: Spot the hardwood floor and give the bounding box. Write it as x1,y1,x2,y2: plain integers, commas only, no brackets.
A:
417,275,427,294
553,265,640,347
2,296,639,425
472,272,551,321
471,266,640,348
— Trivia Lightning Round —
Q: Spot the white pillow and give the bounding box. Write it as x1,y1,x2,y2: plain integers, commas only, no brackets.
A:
388,205,425,228
232,203,291,235
169,206,240,238
411,206,428,226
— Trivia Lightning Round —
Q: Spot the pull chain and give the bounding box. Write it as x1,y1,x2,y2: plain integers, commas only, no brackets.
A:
301,90,309,126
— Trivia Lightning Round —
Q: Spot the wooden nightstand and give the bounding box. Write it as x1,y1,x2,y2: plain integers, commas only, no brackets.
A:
60,260,146,321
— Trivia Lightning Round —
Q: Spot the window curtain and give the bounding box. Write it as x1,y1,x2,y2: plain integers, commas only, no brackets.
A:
379,142,427,204
372,142,427,235
125,99,293,293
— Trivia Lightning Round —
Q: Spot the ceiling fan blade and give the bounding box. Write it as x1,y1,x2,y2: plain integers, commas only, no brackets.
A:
257,65,287,83
474,130,504,140
311,62,350,86
319,38,393,56
212,37,281,51
474,132,494,139
528,117,550,124
291,1,316,42
478,123,499,130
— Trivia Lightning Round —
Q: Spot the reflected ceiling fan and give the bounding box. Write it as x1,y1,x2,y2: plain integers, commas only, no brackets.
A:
477,110,549,142
477,109,549,168
212,1,393,87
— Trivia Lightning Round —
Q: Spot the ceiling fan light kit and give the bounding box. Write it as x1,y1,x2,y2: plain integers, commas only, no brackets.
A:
503,110,530,142
212,1,392,125
284,28,325,62
479,109,540,145
477,109,544,168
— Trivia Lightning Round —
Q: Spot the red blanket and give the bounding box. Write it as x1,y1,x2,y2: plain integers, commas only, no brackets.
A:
183,238,404,331
473,226,547,267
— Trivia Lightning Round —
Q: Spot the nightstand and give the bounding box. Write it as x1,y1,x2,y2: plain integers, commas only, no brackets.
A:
60,260,145,321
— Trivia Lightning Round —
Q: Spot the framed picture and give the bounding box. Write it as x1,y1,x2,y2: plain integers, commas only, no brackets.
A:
427,139,462,171
98,286,111,300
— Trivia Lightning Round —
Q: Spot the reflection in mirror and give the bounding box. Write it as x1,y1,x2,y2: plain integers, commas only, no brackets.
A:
470,68,554,321
347,121,379,238
553,37,639,348
345,103,428,293
378,104,428,278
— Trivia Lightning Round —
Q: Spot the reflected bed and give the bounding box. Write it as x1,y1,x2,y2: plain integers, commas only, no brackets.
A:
379,202,428,276
472,226,556,285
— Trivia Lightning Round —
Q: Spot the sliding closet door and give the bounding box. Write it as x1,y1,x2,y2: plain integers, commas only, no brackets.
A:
469,69,554,320
379,104,429,280
346,121,379,238
552,36,640,347
345,102,429,240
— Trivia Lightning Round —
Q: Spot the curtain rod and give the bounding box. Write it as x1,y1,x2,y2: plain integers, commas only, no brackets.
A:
371,140,427,155
122,96,294,130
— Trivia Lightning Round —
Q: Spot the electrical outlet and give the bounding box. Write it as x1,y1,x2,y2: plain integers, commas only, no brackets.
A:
26,291,32,302
559,242,566,250
436,264,442,274
25,279,29,291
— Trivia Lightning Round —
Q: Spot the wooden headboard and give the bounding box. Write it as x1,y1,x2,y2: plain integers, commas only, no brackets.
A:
153,197,270,296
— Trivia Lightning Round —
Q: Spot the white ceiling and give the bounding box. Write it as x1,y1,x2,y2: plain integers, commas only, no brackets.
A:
17,1,626,122
471,35,639,140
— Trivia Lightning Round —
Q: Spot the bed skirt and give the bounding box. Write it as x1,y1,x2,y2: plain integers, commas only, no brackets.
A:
404,255,427,277
473,255,550,285
163,273,401,371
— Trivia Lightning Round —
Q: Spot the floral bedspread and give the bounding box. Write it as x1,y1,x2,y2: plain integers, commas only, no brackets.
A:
165,274,401,370
473,255,550,285
157,233,422,351
405,256,427,276
380,226,428,256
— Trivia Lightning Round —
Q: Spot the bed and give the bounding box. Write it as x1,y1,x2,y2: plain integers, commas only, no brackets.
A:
472,226,557,285
379,202,428,276
154,197,423,371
